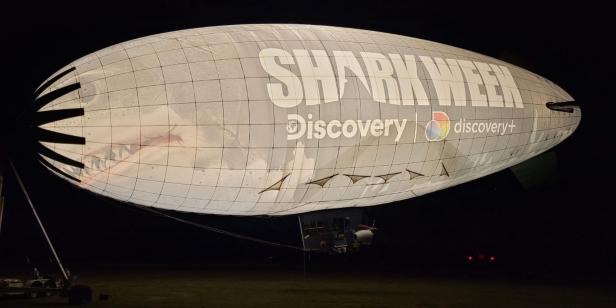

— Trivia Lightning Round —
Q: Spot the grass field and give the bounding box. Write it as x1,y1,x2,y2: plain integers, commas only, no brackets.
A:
2,269,615,308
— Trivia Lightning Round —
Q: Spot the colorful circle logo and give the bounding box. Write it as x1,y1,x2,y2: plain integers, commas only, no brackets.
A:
425,111,450,141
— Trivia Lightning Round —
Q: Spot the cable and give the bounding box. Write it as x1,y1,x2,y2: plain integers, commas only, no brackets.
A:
88,192,306,251
9,160,69,281
133,203,306,251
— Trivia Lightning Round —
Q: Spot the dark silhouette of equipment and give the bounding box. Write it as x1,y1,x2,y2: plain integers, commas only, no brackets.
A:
0,161,92,304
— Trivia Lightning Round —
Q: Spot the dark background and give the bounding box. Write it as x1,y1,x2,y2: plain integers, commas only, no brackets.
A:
0,1,614,279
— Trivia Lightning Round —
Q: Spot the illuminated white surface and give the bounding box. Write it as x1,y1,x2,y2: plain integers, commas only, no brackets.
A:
38,24,580,216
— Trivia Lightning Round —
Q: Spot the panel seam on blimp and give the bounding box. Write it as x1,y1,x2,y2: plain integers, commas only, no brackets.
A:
169,34,203,210
125,43,142,205
339,41,362,205
210,38,224,212
148,42,169,208
344,41,365,203
93,53,112,197
104,47,127,202
238,34,252,212
174,37,198,210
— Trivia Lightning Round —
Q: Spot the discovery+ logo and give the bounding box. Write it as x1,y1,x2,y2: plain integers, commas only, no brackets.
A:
426,111,517,142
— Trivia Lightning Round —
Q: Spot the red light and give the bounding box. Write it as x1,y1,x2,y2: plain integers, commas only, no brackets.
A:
467,255,473,261
489,256,495,262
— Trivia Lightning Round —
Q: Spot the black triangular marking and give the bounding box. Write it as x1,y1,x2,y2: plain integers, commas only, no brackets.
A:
33,83,81,111
307,174,338,187
31,108,84,126
546,101,578,113
259,174,290,193
344,174,370,184
33,67,76,99
33,127,85,144
406,169,424,180
37,154,81,182
376,172,401,183
37,142,84,169
440,162,449,177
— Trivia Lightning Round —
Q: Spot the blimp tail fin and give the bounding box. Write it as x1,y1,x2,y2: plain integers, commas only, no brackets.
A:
510,151,560,191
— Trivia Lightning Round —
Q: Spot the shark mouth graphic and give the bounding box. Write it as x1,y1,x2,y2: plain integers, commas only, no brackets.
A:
29,66,85,182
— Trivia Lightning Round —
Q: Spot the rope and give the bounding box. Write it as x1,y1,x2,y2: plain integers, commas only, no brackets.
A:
131,203,306,251
14,156,306,252
88,192,306,251
10,160,69,281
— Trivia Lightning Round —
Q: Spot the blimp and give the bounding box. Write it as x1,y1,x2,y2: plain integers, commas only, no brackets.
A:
27,24,580,252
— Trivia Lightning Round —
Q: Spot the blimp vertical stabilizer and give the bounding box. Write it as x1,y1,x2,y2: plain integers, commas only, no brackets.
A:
31,24,580,216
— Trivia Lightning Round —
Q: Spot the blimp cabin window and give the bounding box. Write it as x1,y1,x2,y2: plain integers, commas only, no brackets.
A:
302,217,351,236
302,217,352,236
303,220,324,236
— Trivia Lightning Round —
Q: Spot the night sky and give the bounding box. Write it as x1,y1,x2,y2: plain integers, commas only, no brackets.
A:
0,1,614,277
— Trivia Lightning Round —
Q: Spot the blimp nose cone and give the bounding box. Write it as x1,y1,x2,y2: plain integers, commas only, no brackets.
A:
30,66,85,182
544,78,579,112
530,78,581,147
543,79,581,132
